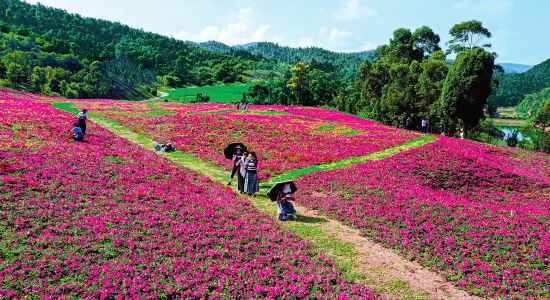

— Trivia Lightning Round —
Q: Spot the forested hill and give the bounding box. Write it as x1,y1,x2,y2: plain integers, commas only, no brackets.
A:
490,58,550,106
198,41,372,78
0,0,262,99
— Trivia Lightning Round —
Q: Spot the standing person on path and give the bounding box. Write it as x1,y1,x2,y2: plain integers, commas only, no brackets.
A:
237,151,249,194
77,109,88,134
227,146,243,186
243,152,260,197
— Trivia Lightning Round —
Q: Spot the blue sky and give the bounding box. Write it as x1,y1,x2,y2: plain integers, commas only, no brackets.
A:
26,0,550,65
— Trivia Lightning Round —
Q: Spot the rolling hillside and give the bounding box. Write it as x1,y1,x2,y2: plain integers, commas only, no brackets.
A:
198,41,373,78
2,88,549,298
490,58,550,106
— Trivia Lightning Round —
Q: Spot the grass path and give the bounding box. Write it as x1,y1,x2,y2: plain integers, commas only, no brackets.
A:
267,136,435,185
53,102,475,299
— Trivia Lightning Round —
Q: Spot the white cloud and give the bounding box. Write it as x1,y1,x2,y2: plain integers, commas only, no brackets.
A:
327,28,352,44
252,25,271,41
198,26,220,41
170,30,191,41
333,0,377,20
169,6,278,45
292,26,373,52
295,37,315,47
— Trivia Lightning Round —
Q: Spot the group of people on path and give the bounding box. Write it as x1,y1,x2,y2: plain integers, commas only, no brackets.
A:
227,145,297,221
227,146,260,197
68,107,295,221
69,109,88,141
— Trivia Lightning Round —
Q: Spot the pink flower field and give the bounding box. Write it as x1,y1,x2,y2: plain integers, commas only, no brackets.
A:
64,100,420,180
296,137,550,298
0,90,379,298
3,88,549,298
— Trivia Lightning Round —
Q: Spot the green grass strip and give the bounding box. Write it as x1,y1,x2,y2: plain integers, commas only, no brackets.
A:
51,100,434,298
268,135,436,184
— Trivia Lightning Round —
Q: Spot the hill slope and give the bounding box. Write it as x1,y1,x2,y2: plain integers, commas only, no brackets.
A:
516,87,550,117
42,91,550,299
0,0,262,98
490,58,550,106
197,41,372,78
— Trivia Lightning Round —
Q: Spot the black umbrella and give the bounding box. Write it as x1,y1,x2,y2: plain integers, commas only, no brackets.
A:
224,143,247,159
267,181,297,202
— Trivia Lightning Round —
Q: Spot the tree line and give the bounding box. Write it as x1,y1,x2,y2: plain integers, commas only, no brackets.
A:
248,21,498,139
0,0,263,99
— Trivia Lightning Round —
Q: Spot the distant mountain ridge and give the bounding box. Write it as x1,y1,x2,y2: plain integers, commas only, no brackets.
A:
200,40,529,77
196,41,374,78
498,63,532,74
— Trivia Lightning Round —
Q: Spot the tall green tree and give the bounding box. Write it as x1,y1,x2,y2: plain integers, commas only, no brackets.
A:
287,61,311,105
413,26,441,59
440,48,495,137
448,20,491,53
355,26,444,127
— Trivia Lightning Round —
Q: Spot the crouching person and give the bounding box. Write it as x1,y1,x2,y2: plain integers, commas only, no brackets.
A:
70,123,85,142
277,195,297,221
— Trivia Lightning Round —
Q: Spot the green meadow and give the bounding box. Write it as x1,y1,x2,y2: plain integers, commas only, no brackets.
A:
165,82,257,103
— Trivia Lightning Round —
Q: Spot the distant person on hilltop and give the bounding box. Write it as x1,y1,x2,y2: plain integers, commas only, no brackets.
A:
77,109,88,134
421,118,428,133
69,122,85,142
405,117,413,130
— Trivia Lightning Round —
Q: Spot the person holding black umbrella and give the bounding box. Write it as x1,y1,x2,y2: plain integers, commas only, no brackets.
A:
224,143,248,191
227,146,243,186
267,181,298,220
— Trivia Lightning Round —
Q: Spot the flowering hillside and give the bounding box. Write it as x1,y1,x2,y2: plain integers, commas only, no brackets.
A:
0,90,379,298
3,89,549,298
61,100,420,179
297,137,550,298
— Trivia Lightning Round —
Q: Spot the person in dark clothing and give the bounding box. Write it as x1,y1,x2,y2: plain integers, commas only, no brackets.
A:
227,147,244,186
155,143,175,152
77,109,88,134
405,117,412,130
243,152,259,196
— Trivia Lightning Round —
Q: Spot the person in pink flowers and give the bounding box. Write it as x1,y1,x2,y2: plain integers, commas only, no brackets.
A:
236,150,249,194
